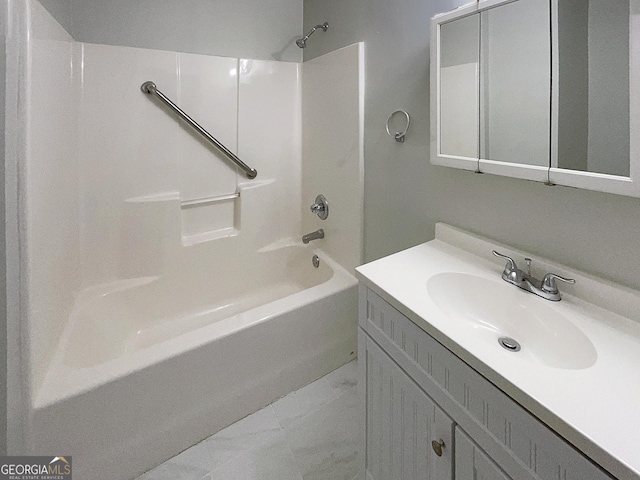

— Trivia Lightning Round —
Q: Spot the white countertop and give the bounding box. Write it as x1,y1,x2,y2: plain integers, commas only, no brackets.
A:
355,224,640,480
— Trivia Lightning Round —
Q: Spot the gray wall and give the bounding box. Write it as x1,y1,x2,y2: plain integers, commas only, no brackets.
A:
38,0,303,62
304,0,640,290
37,0,72,33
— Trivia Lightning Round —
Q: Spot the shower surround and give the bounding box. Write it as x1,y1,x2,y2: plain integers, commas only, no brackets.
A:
8,1,364,478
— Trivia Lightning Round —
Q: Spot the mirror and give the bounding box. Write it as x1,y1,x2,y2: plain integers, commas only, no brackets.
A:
439,14,479,162
480,0,550,168
431,0,639,197
555,0,630,177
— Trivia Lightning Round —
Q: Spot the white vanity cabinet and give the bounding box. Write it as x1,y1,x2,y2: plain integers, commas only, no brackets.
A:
359,285,613,480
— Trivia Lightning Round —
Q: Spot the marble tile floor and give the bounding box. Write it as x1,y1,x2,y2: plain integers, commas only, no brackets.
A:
136,360,360,480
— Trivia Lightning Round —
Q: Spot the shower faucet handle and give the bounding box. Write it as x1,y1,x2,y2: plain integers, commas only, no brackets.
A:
310,194,329,220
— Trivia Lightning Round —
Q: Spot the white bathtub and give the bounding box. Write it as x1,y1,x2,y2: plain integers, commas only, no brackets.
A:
27,245,358,480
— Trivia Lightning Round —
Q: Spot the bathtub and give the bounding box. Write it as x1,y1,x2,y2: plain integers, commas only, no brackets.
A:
26,244,358,480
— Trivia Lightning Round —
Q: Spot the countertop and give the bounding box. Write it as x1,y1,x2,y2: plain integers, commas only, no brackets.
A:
355,223,640,480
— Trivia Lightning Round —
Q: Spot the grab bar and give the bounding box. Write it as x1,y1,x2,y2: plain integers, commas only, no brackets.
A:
141,81,257,179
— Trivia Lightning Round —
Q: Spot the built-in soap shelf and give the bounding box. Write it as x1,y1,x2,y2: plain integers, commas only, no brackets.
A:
180,192,239,208
124,190,240,249
180,191,240,246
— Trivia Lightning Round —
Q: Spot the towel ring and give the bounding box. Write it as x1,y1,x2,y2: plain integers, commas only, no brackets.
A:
386,110,410,143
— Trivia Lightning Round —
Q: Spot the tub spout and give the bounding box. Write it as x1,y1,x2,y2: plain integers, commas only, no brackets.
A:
302,229,324,244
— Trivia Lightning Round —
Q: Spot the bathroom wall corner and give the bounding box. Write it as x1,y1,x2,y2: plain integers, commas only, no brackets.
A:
23,0,78,405
36,0,72,38
301,43,364,273
238,58,302,246
4,0,27,454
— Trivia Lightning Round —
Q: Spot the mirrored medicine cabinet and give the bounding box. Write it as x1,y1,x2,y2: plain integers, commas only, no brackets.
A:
430,0,640,197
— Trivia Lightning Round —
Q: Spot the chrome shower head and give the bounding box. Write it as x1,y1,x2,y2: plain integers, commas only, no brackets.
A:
295,22,329,49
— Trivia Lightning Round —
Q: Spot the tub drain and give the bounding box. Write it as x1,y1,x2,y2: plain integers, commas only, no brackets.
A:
498,337,521,352
312,255,320,268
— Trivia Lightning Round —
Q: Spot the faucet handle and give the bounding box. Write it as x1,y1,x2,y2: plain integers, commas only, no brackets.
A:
310,194,329,220
541,273,576,294
492,250,517,272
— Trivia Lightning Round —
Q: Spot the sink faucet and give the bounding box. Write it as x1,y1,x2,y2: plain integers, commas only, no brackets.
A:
302,229,324,244
492,250,575,301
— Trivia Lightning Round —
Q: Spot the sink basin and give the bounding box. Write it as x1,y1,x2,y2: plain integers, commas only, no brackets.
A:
426,272,597,369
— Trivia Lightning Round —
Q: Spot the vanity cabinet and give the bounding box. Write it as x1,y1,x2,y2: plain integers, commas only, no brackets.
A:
359,285,613,480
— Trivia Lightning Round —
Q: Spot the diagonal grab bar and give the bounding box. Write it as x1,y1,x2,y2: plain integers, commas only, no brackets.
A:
141,81,257,179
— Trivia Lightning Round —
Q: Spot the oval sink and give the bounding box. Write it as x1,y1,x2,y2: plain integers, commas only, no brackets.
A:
426,272,597,370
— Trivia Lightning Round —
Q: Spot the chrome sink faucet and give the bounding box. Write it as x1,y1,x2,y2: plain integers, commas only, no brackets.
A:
492,250,575,301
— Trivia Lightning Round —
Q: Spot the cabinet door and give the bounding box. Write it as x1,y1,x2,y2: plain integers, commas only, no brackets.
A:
456,427,511,480
364,335,453,480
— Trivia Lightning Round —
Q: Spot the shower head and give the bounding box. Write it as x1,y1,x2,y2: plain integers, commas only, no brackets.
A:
296,22,329,49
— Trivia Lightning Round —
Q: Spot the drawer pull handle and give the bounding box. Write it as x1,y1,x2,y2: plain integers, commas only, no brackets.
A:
431,439,445,457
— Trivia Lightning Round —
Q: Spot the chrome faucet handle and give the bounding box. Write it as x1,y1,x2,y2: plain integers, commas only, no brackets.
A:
492,250,523,283
310,194,329,220
492,250,517,272
541,273,576,294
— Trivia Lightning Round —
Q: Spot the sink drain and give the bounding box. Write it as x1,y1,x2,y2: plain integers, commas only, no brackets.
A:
498,337,521,352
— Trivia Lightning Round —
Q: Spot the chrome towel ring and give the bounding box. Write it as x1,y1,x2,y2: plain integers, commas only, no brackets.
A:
386,110,410,143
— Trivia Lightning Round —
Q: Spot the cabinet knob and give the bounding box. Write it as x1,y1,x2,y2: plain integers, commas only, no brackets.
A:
431,439,445,457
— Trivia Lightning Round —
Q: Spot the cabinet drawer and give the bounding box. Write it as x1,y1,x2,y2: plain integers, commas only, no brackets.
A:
360,286,612,480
